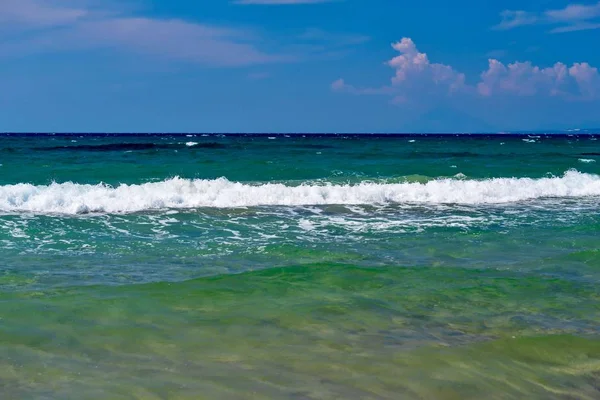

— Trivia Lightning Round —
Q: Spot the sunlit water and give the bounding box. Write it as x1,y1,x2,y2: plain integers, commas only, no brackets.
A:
1,134,600,399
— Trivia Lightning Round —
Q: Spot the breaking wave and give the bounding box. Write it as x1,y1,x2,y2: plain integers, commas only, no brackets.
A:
1,170,599,214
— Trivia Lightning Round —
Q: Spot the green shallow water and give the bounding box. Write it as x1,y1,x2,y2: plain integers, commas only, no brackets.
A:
1,134,600,399
2,265,600,399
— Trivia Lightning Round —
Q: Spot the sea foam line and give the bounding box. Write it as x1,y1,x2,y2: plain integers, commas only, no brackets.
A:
0,170,599,214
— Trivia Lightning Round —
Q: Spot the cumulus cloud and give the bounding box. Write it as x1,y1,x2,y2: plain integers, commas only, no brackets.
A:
387,38,465,90
332,38,465,103
569,62,600,96
478,60,569,96
0,0,290,66
333,38,600,102
494,1,600,33
478,60,600,98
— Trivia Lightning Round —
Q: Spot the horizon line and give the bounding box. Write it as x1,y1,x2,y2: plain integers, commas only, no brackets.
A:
0,131,599,137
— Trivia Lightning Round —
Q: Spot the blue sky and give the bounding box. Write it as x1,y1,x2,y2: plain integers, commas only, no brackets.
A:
0,0,599,132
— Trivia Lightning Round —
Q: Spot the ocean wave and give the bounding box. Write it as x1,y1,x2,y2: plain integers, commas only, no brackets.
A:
0,170,599,214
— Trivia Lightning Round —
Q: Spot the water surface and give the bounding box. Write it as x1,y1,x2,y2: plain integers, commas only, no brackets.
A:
1,134,599,399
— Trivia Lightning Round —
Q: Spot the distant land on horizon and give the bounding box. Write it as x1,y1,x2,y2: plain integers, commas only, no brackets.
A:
1,129,599,136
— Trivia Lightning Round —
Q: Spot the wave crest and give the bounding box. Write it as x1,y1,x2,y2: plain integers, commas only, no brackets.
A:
1,170,599,214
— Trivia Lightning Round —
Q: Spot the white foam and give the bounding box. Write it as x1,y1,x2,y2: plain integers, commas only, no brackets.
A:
1,170,599,214
298,219,315,231
579,158,596,163
185,142,198,147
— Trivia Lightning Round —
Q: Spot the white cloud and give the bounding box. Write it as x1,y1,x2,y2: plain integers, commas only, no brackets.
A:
494,1,600,33
331,78,349,92
551,21,600,32
0,0,87,27
477,60,570,96
0,0,291,66
478,60,600,98
569,62,600,96
545,2,600,22
333,38,600,102
332,38,465,102
493,10,539,30
70,18,289,66
387,38,465,90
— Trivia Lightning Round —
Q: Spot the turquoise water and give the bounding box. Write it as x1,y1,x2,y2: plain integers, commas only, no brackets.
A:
1,134,600,399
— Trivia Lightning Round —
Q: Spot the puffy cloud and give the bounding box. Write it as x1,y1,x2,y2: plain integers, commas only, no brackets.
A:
478,59,600,98
569,62,600,97
331,78,350,92
387,38,465,91
333,38,600,102
477,60,570,96
331,38,464,103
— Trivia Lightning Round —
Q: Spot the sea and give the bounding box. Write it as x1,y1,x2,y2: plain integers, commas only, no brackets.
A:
1,133,600,399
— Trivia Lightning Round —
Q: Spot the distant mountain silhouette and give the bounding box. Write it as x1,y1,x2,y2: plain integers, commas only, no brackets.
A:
509,128,600,134
403,107,495,133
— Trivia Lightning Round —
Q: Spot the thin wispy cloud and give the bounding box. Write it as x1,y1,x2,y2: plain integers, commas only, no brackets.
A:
493,1,600,33
265,28,369,62
493,10,539,30
546,1,600,22
0,0,87,27
0,0,293,66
